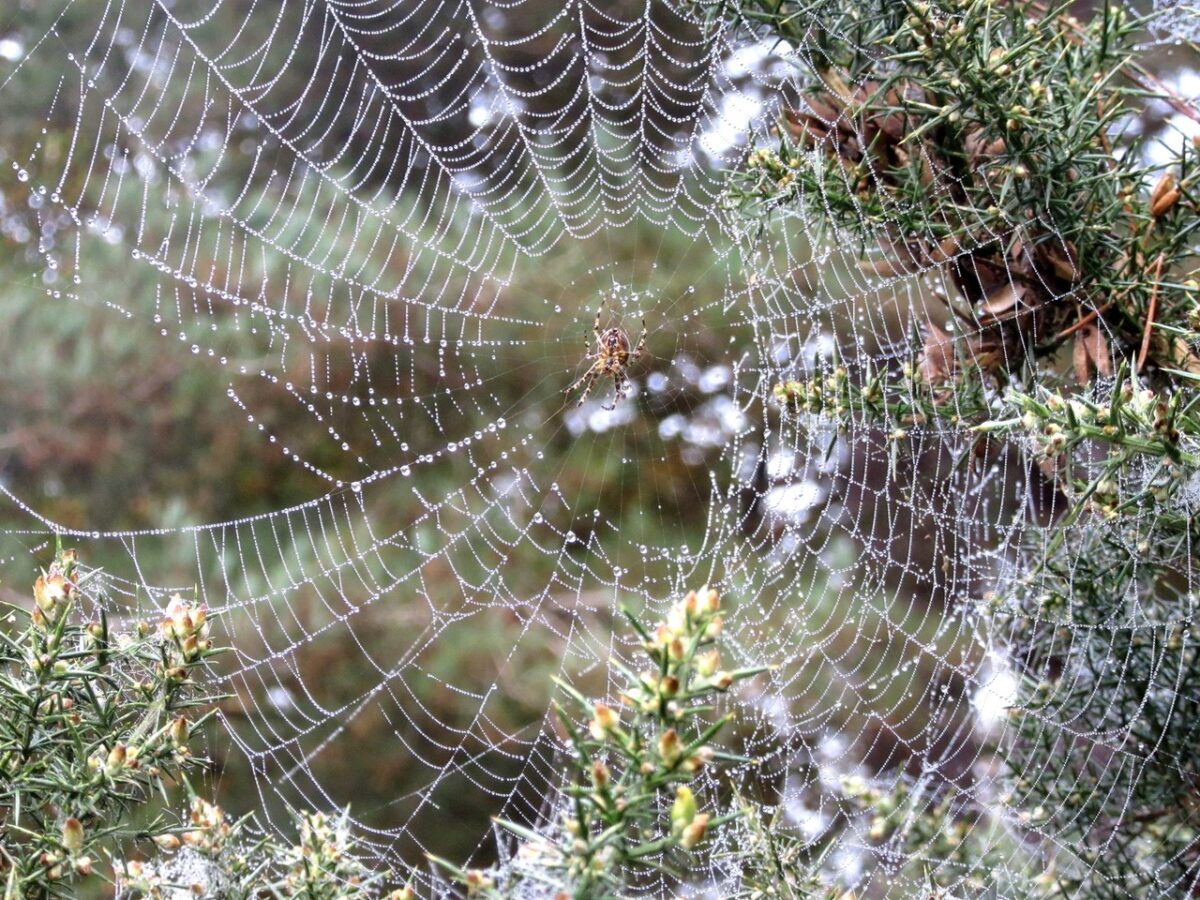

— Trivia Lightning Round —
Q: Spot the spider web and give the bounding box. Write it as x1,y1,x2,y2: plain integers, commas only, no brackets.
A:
0,0,1197,896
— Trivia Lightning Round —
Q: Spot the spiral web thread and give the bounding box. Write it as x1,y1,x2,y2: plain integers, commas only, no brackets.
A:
0,0,1197,895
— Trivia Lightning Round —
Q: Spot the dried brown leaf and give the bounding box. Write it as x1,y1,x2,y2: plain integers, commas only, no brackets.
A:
1039,242,1079,282
1078,323,1110,381
1150,173,1177,207
1073,330,1091,384
1151,188,1180,218
918,320,957,386
1170,336,1200,375
980,283,1025,317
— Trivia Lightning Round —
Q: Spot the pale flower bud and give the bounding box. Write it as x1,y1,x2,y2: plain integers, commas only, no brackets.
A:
35,574,72,620
667,638,685,662
170,716,190,749
695,650,720,677
464,870,495,895
589,703,618,740
658,728,682,766
666,603,688,636
696,586,720,615
105,744,127,775
181,634,199,659
683,746,714,773
680,813,710,850
62,818,84,853
711,671,734,691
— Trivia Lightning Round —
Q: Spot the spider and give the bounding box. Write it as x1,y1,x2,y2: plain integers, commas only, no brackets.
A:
565,306,647,410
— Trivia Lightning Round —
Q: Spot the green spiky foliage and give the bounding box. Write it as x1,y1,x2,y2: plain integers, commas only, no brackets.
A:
717,0,1200,893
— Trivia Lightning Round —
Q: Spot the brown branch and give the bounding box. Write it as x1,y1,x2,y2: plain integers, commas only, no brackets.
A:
1057,301,1114,339
1136,253,1165,373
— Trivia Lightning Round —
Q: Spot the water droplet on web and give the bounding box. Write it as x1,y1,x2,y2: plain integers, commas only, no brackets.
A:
350,481,362,493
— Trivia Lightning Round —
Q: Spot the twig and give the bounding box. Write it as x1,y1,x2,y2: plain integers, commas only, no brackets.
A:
1136,253,1165,373
1058,302,1114,339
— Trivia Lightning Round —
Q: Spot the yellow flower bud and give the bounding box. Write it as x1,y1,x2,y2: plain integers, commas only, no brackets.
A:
670,786,697,835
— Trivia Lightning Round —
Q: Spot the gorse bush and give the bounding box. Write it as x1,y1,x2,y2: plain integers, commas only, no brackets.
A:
715,0,1200,893
0,545,219,897
0,546,415,900
0,550,791,898
431,587,766,897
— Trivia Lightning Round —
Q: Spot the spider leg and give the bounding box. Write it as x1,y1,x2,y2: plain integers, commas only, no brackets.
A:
592,307,602,340
570,369,599,406
603,372,626,411
631,319,648,361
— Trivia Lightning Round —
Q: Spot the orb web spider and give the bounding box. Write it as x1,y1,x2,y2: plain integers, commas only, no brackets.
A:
566,305,647,410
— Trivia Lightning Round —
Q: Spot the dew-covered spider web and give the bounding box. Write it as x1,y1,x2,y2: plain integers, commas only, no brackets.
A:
0,0,1198,896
